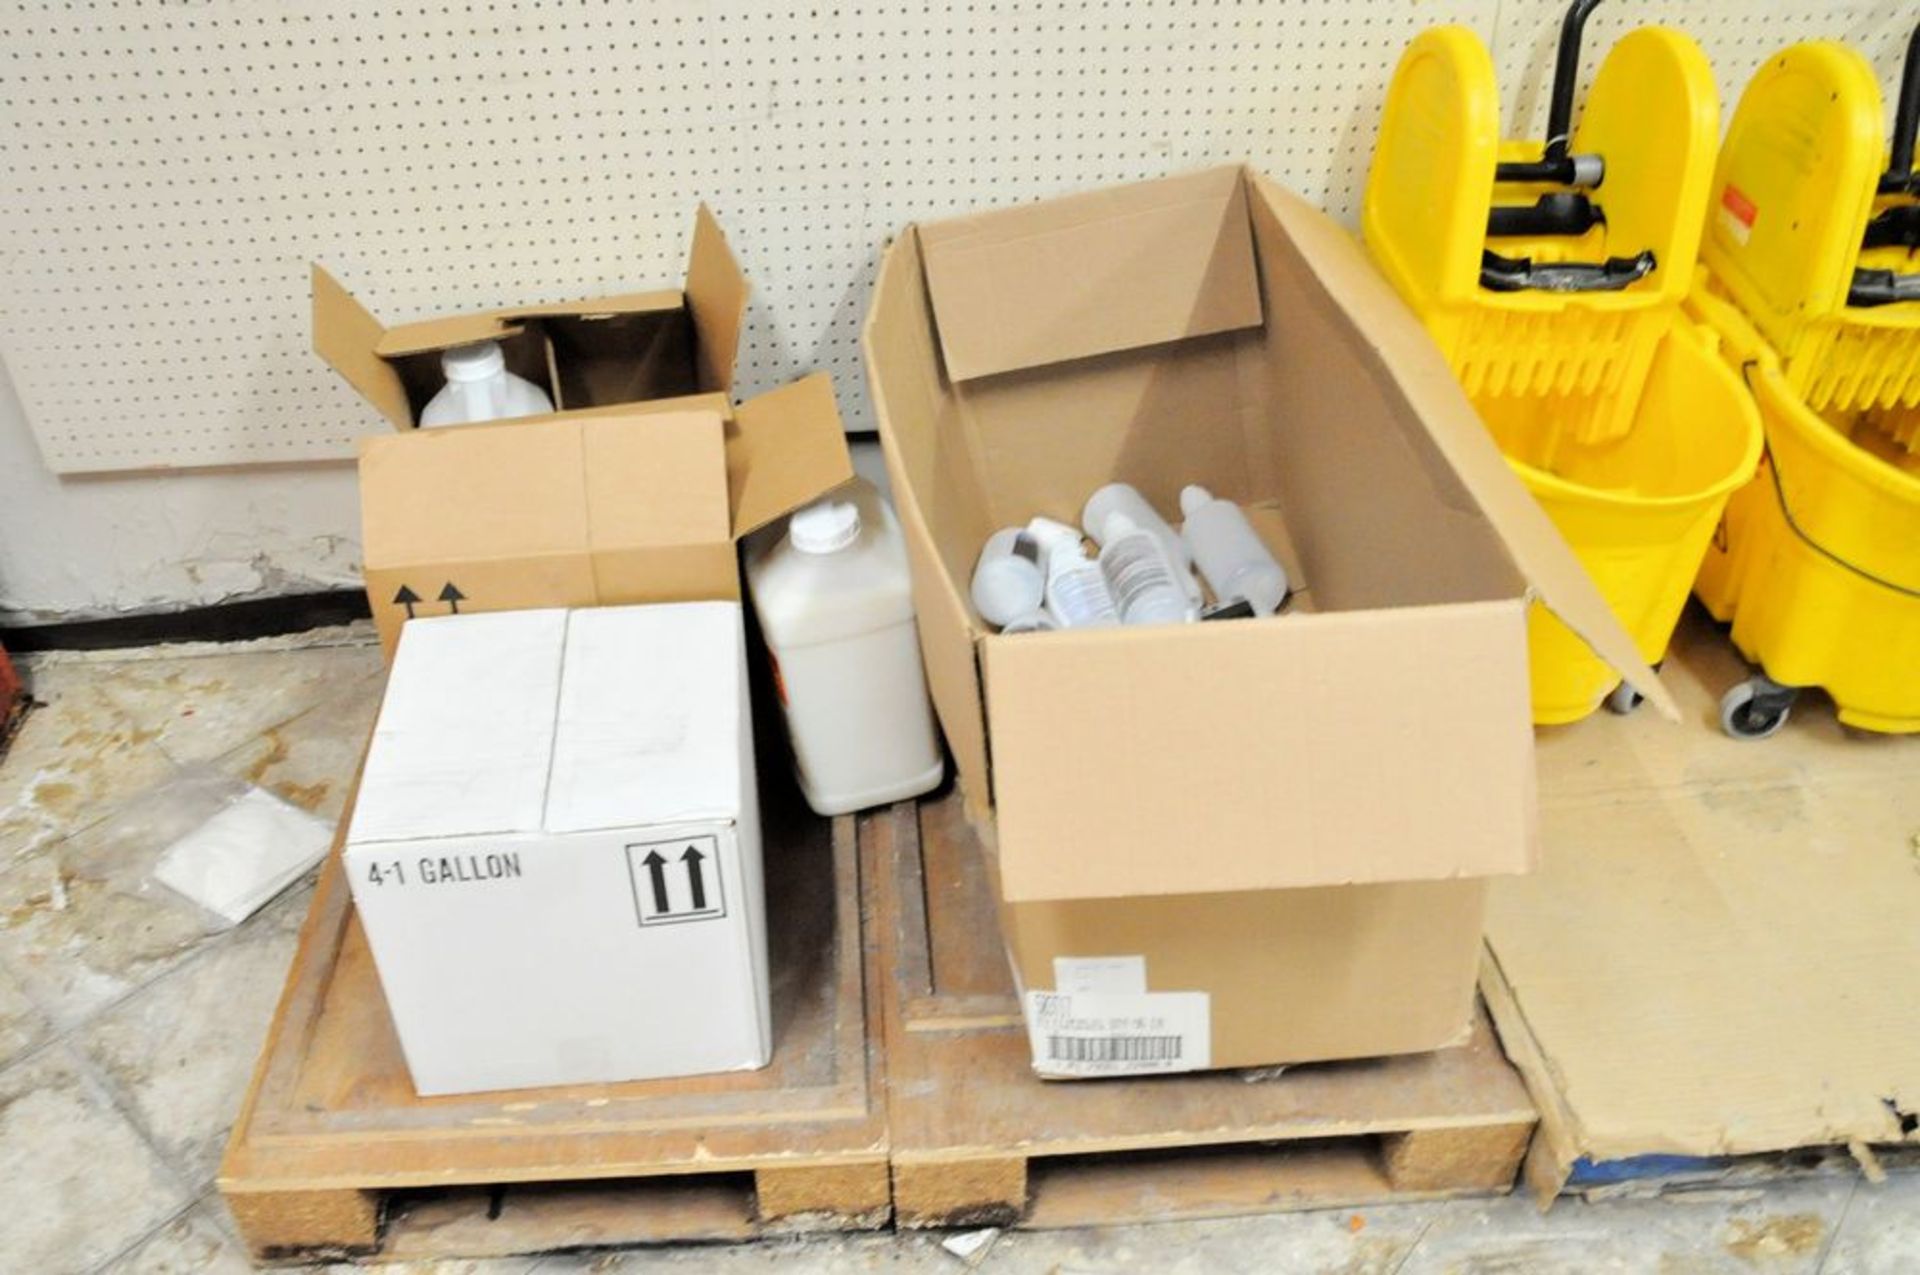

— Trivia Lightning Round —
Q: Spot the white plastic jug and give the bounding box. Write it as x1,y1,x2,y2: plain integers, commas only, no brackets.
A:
1082,482,1203,606
1097,511,1196,626
418,341,555,428
1179,486,1290,615
745,478,945,816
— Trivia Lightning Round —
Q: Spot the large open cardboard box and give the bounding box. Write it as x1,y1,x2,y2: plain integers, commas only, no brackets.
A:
864,166,1673,1076
314,205,748,431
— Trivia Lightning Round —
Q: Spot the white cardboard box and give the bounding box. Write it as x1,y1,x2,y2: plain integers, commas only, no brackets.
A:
343,604,770,1096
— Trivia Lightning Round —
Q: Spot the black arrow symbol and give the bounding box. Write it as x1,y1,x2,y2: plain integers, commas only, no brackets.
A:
681,845,709,910
438,582,465,614
392,584,421,618
642,850,671,914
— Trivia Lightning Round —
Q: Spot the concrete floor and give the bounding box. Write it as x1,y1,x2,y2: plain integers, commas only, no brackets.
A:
0,628,1912,1274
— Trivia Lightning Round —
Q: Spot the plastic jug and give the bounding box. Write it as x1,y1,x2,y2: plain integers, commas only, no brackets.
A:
1082,483,1203,605
745,479,945,816
971,527,1047,627
419,342,555,428
1179,486,1290,615
1097,512,1196,626
1025,518,1120,628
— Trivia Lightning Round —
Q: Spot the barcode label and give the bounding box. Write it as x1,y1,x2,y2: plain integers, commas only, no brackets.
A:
1047,1034,1183,1063
1024,989,1209,1078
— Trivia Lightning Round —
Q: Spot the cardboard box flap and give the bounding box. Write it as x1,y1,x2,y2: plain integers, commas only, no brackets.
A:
685,203,749,393
727,373,855,538
313,265,413,431
545,604,747,834
919,166,1264,381
375,292,688,360
347,610,567,845
375,311,531,360
1252,177,1676,720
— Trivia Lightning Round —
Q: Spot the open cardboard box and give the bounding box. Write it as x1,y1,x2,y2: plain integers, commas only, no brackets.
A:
356,375,853,651
314,205,747,431
864,166,1674,1077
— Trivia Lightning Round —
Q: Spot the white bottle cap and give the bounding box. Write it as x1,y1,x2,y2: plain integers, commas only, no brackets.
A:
442,341,507,382
789,498,862,554
1179,485,1214,518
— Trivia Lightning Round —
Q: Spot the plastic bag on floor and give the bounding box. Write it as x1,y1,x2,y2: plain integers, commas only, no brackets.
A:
147,776,332,927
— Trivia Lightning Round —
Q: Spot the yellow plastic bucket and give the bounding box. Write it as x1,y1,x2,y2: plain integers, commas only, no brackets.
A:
1691,290,1920,734
1476,320,1764,723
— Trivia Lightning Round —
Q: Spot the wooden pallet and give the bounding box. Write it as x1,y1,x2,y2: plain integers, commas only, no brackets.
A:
870,793,1540,1229
219,779,888,1265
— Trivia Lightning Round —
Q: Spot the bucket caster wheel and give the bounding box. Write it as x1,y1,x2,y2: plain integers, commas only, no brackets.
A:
1604,662,1661,716
1719,676,1795,741
1604,682,1644,715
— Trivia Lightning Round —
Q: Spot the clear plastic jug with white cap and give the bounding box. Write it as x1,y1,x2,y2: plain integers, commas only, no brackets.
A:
745,478,945,816
418,341,556,428
1179,485,1290,616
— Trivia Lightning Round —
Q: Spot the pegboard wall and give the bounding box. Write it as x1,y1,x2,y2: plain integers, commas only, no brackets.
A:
0,1,1910,473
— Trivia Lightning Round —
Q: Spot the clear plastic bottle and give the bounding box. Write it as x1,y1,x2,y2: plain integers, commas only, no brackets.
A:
1097,511,1196,626
970,527,1047,628
744,479,945,815
1082,483,1203,606
1025,519,1119,629
418,341,556,428
1179,486,1290,616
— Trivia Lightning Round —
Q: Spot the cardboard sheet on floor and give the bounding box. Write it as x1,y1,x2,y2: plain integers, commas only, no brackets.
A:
1481,608,1920,1201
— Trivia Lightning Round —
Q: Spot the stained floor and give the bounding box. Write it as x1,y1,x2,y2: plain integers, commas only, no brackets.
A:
0,628,1912,1274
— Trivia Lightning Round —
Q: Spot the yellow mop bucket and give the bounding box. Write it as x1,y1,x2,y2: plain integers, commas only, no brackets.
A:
1365,0,1737,723
1691,32,1920,736
1691,287,1920,736
1480,319,1763,723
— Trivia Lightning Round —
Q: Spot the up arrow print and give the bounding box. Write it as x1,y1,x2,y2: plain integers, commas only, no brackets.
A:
641,849,672,914
438,582,465,614
682,844,709,910
392,584,422,618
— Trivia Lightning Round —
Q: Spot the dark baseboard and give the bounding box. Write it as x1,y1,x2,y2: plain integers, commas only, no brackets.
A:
0,589,372,654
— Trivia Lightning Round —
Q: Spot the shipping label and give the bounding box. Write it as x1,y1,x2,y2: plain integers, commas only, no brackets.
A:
1024,989,1210,1078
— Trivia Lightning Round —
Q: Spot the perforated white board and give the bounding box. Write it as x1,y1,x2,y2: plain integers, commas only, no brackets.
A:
0,1,1910,473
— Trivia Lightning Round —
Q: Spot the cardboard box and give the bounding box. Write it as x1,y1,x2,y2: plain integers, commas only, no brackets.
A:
356,375,853,650
314,205,748,430
863,166,1671,1077
344,603,767,1097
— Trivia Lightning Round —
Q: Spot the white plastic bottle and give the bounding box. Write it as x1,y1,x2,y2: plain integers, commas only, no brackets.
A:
970,527,1046,628
1179,485,1290,616
1026,519,1120,628
745,479,944,816
1082,483,1203,605
418,341,556,428
1097,511,1196,626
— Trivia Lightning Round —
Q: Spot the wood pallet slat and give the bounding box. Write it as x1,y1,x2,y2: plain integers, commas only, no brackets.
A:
218,777,888,1265
871,793,1539,1229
